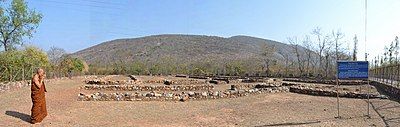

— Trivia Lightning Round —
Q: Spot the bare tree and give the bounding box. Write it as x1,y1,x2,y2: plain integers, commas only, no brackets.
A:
47,46,67,64
288,36,305,77
281,52,291,77
260,43,276,77
302,35,314,76
332,30,344,59
312,27,331,78
395,36,399,63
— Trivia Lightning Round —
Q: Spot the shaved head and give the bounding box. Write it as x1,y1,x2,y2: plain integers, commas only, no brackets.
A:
37,68,44,74
36,68,45,78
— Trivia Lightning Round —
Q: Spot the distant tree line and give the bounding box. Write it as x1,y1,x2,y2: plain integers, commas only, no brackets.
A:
87,27,357,79
0,46,88,82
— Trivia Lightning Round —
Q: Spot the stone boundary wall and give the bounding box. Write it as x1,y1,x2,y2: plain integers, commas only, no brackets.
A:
83,85,215,91
85,79,206,85
283,78,367,85
0,76,84,93
234,83,282,90
0,80,31,93
289,86,379,99
85,80,138,85
78,86,290,101
371,81,400,101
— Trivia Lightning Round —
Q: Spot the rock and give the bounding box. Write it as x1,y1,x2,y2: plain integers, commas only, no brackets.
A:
145,92,154,97
188,91,195,97
180,96,189,102
230,85,237,91
78,93,85,100
164,79,172,85
377,95,389,99
154,92,162,97
213,91,219,96
129,75,137,81
209,80,218,84
201,92,208,97
166,93,174,98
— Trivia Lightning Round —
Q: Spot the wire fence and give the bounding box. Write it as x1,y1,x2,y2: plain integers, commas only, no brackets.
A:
370,64,400,88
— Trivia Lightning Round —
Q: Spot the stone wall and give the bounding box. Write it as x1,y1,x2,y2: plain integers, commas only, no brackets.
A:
0,76,78,93
371,81,400,101
289,86,379,99
0,80,31,93
83,85,215,91
78,86,290,101
283,78,367,85
85,79,138,85
85,79,206,85
234,83,282,90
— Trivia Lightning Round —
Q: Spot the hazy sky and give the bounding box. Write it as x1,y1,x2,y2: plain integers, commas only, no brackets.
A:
22,0,400,61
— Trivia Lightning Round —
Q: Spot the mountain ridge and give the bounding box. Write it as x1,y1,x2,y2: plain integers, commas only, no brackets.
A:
71,34,308,74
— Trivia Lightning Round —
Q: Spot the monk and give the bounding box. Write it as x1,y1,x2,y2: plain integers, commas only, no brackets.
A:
30,68,47,124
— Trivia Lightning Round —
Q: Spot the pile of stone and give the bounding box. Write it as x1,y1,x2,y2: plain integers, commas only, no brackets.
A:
289,86,379,99
78,86,289,101
83,85,215,91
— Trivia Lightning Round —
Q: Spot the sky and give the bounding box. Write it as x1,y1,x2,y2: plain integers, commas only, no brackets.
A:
17,0,400,61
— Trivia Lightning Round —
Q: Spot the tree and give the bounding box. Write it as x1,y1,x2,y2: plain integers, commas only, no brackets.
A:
0,46,48,81
352,35,358,61
332,30,344,60
47,47,67,78
395,36,399,63
59,55,86,78
0,0,42,51
302,35,314,76
260,43,276,77
47,46,67,64
281,51,291,77
389,41,394,64
288,36,305,77
312,27,330,78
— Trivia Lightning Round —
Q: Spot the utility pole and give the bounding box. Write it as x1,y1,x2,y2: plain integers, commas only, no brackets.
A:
364,0,371,118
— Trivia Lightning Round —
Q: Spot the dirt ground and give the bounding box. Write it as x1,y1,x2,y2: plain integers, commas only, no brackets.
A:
0,77,399,127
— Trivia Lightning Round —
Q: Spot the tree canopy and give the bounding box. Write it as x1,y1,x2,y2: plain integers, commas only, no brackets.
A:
0,0,42,51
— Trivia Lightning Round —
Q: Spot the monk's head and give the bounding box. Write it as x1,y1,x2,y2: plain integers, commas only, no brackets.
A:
37,68,45,78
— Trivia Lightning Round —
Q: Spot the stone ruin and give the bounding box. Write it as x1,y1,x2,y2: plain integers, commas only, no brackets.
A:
79,75,384,102
78,83,289,102
79,75,290,101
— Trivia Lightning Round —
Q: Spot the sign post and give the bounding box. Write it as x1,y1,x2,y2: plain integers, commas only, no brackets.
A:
337,61,369,118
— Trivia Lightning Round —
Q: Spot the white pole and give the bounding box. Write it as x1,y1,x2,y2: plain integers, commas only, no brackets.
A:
365,0,370,118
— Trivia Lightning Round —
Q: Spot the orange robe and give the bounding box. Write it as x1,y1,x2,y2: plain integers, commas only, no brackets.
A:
30,80,47,123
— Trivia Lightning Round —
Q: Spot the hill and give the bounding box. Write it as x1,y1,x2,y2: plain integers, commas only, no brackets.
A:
71,34,309,75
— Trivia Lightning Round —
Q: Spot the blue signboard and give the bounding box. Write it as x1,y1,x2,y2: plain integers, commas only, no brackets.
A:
337,61,369,80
